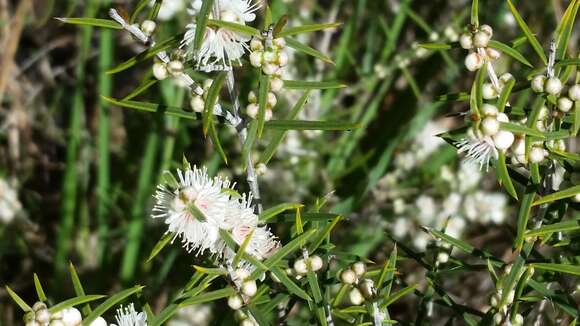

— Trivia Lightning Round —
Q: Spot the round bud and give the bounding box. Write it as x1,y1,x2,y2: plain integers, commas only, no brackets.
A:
493,313,504,325
573,193,580,203
246,104,259,118
61,307,82,326
496,112,509,123
535,120,547,132
349,288,365,305
36,309,51,324
486,48,501,60
493,130,515,150
309,255,323,272
227,295,244,310
482,83,497,99
499,73,514,86
250,38,263,51
506,289,515,304
267,92,277,108
569,84,580,101
529,146,545,163
152,63,168,80
558,97,573,113
480,24,493,36
190,95,205,113
352,262,366,277
481,117,500,136
240,319,257,326
277,52,288,66
255,163,267,176
464,52,483,71
513,314,524,326
88,317,108,326
359,279,377,299
249,51,263,67
49,321,65,326
490,293,500,307
141,20,156,36
265,108,273,121
293,259,308,275
340,269,357,284
241,280,258,297
459,33,473,49
167,60,184,76
248,91,257,103
263,51,277,63
511,138,525,155
482,103,499,117
32,302,47,312
262,63,278,75
270,78,284,92
273,37,286,48
537,106,550,120
531,75,546,93
545,77,563,95
26,321,40,326
436,252,449,264
473,31,491,48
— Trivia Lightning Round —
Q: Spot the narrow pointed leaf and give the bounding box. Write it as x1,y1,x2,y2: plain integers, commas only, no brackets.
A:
495,152,518,200
525,218,580,237
283,80,346,90
5,286,32,312
194,0,214,50
531,263,580,276
533,185,580,206
107,34,183,74
488,40,533,67
506,0,547,64
48,295,106,314
271,267,312,301
515,189,535,250
307,215,343,253
33,274,47,302
179,287,236,307
277,22,341,37
257,74,269,137
265,120,360,131
203,72,226,135
55,17,121,29
285,37,333,64
147,232,175,262
82,285,144,325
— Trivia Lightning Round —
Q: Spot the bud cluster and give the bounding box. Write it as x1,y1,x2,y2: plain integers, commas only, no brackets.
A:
227,268,260,312
460,24,500,71
189,79,216,113
338,262,377,305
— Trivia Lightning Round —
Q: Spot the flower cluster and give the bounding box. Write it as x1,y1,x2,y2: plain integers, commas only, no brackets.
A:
152,163,279,262
459,24,501,71
338,262,377,305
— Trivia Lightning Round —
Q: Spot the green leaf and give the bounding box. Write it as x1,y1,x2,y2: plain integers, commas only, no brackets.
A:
525,218,580,238
265,120,360,131
55,17,121,29
506,0,547,65
241,120,258,169
533,185,580,206
532,263,580,276
424,227,502,266
500,257,525,307
495,152,518,200
277,22,341,37
69,263,91,315
208,122,228,164
555,0,580,60
488,40,533,68
295,208,304,235
107,34,183,74
556,58,580,67
271,266,312,301
192,265,228,275
203,72,226,135
515,189,535,250
129,0,151,23
282,80,347,90
575,101,580,135
306,271,323,303
307,215,343,253
122,79,158,101
82,285,144,325
33,274,47,302
147,232,174,263
207,19,260,36
437,92,469,102
259,91,311,164
471,0,479,26
500,122,546,138
497,77,516,113
285,37,333,64
194,0,215,50
257,74,270,138
382,284,416,308
378,246,397,292
103,96,198,120
48,295,106,314
418,42,452,50
180,287,236,307
233,229,254,267
259,203,303,222
5,286,32,312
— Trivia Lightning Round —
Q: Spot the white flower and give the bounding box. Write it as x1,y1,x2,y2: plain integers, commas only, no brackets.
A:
152,166,235,255
455,132,498,171
182,0,260,69
111,304,147,326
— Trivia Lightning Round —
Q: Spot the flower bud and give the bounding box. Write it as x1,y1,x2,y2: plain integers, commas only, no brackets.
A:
486,48,501,60
569,84,580,101
36,309,50,324
349,288,365,305
262,63,278,75
496,112,509,123
190,95,205,113
558,97,573,112
270,78,283,92
493,312,503,325
250,38,263,51
255,163,267,176
309,255,323,272
537,106,550,120
141,20,156,36
352,262,366,277
513,314,524,326
88,317,108,326
480,24,493,37
481,117,500,136
529,146,545,163
266,92,277,108
482,104,499,117
511,138,525,155
490,293,500,307
545,77,563,95
241,280,258,297
32,302,47,312
358,279,377,299
436,252,449,264
249,51,263,67
464,52,483,71
499,73,514,85
482,83,497,99
459,33,473,49
293,258,308,275
263,51,277,63
340,269,357,284
531,75,546,93
277,52,289,66
246,104,259,118
228,294,244,310
167,60,184,76
473,31,491,48
240,319,258,326
493,130,514,150
265,108,273,121
248,91,257,103
152,63,168,80
273,37,286,48
61,307,82,326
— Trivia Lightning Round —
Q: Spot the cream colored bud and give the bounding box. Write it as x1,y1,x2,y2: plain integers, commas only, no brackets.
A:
529,146,545,163
309,255,323,272
49,321,65,326
490,293,500,307
61,307,82,326
499,73,514,85
496,112,509,123
167,60,184,76
273,37,286,48
473,31,491,48
141,20,156,36
190,95,205,113
36,309,51,324
558,97,573,113
569,84,580,101
152,63,168,80
340,269,357,284
480,24,493,37
241,280,258,297
352,262,366,276
482,103,499,116
486,48,501,60
293,258,308,275
32,302,47,312
493,130,514,150
88,317,108,326
267,92,277,108
277,52,289,66
465,52,483,71
537,106,550,120
482,83,497,99
349,288,365,305
359,279,376,299
263,51,277,63
248,91,257,103
235,268,251,281
481,117,500,136
511,138,525,155
249,51,263,67
250,38,263,51
262,63,278,75
493,313,503,325
545,77,563,95
228,295,244,310
436,252,449,264
270,78,284,92
531,75,546,93
513,314,524,326
246,104,259,118
459,33,473,49
265,108,273,121
255,163,267,176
